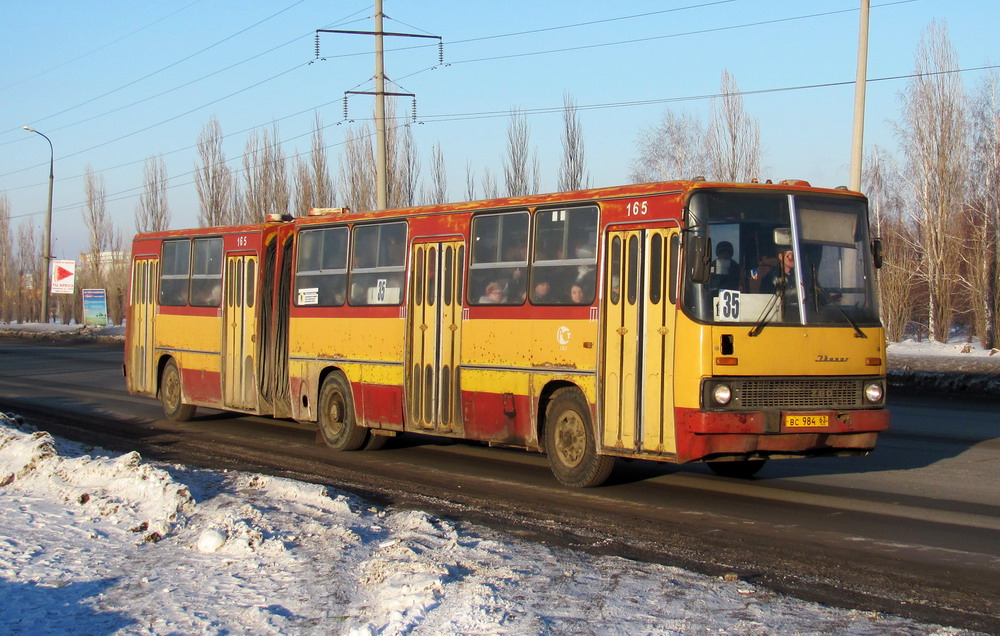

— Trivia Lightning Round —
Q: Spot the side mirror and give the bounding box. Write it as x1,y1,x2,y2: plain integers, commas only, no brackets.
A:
687,235,712,284
872,238,883,269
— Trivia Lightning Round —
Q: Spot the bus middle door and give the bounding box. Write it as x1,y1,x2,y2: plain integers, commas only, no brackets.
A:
406,241,464,434
224,253,258,411
602,229,678,455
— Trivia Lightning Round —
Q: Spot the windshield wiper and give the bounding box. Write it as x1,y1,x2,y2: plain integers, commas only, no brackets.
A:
811,265,866,338
748,283,782,337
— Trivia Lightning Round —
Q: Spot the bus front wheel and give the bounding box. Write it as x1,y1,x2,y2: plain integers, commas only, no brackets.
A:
317,373,368,451
160,359,196,422
544,388,614,488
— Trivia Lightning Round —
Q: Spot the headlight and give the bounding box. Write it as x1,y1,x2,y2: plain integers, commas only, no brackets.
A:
713,383,732,406
864,382,883,403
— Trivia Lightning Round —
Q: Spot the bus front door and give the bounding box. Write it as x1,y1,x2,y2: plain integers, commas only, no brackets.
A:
127,258,158,395
406,241,465,434
224,254,258,411
602,229,678,455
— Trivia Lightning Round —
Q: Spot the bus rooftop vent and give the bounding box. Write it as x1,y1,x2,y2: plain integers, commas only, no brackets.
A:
308,207,350,216
779,179,811,187
266,213,294,222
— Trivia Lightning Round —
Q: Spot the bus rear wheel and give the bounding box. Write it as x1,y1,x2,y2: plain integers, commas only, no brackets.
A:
544,388,614,488
317,373,368,451
160,359,196,422
708,459,767,478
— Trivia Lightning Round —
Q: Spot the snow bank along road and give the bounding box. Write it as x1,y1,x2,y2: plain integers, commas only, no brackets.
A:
0,337,999,633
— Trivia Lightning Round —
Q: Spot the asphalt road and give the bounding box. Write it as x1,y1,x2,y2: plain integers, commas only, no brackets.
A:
1,337,999,633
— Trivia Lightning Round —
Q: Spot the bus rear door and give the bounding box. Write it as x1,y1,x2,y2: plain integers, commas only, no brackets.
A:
127,257,158,395
602,228,678,455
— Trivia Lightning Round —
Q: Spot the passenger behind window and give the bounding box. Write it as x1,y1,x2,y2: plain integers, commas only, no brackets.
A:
710,241,741,291
479,281,504,304
532,280,552,303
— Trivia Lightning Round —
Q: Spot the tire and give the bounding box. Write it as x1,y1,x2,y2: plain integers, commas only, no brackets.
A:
544,388,614,488
362,431,388,451
317,373,368,451
708,459,767,479
160,359,196,422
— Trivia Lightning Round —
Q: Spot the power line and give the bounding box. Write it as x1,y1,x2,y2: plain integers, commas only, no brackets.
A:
1,0,311,139
9,63,998,223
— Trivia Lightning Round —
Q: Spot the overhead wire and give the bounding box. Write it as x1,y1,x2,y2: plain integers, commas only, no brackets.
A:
9,63,998,222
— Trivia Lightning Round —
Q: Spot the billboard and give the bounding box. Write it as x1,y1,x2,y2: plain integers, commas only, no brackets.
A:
50,259,76,294
82,289,109,327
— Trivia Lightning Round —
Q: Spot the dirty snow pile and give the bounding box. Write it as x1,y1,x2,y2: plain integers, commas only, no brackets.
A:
0,414,966,635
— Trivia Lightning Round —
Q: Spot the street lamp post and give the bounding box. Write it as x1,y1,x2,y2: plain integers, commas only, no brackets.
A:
23,126,54,323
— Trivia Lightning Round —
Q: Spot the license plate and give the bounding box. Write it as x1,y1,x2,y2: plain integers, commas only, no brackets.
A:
784,414,829,428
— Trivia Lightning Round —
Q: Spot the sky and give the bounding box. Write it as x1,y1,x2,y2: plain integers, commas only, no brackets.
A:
0,409,969,634
1,0,997,262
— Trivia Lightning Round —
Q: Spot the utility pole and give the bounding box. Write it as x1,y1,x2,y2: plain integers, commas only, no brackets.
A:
316,0,441,210
23,126,54,323
849,0,870,192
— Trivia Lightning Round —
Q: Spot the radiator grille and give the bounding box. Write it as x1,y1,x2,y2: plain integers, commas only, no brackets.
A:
735,379,859,409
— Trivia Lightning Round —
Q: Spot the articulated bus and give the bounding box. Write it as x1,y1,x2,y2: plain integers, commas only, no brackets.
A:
125,180,889,487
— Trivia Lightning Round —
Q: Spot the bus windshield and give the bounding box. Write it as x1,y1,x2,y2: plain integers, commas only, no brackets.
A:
683,190,879,328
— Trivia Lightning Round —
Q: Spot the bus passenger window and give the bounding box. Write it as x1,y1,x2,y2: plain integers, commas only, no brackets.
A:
350,222,406,306
159,240,191,306
295,227,347,306
531,205,598,305
190,237,223,307
468,211,528,305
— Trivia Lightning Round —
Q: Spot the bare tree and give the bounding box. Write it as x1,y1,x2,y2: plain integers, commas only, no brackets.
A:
897,21,968,343
15,221,39,323
340,124,376,213
0,193,11,322
243,122,289,223
82,165,111,285
481,167,499,200
864,147,916,341
424,142,448,205
389,122,420,208
502,108,539,197
705,69,761,182
135,154,170,234
968,71,1000,348
293,112,336,215
465,161,477,201
630,110,706,183
195,116,240,227
558,93,588,191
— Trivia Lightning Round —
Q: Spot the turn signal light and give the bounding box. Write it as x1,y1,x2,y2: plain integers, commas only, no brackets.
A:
716,357,739,366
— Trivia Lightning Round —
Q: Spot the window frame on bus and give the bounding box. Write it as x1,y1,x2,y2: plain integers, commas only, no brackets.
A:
159,239,192,307
348,221,407,306
294,225,349,307
189,237,223,307
468,209,530,306
529,204,599,306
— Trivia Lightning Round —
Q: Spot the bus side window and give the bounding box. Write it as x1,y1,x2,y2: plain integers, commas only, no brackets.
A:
350,222,406,306
190,237,223,307
160,240,191,306
531,205,598,305
468,211,528,305
295,227,347,306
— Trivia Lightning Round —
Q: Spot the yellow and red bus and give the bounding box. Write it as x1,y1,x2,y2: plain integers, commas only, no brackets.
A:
125,180,889,487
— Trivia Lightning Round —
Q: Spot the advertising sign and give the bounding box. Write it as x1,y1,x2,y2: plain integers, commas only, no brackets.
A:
50,259,76,294
82,288,109,327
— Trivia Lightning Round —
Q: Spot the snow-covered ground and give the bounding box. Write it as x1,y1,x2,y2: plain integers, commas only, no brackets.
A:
1,322,995,633
0,413,974,635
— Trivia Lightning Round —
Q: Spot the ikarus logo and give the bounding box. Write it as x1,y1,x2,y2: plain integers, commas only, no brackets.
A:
816,354,849,363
